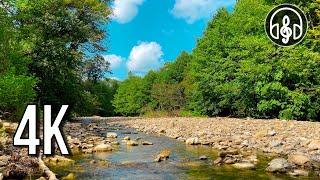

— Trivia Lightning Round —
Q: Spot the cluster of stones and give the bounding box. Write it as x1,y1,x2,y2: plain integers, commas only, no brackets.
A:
63,122,154,155
109,117,320,177
0,120,39,180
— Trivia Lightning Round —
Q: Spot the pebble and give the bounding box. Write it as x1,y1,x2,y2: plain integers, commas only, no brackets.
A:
142,141,153,145
106,132,118,138
199,156,208,160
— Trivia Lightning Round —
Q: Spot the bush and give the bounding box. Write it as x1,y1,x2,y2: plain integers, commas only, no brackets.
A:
0,73,37,120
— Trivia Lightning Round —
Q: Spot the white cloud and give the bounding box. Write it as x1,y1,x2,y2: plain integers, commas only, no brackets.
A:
103,54,124,70
112,0,145,24
127,42,163,73
171,0,235,24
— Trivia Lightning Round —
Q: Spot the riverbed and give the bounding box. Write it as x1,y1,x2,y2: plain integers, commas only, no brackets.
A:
55,119,318,179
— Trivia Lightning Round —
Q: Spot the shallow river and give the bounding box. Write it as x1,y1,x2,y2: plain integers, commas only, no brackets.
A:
53,124,315,180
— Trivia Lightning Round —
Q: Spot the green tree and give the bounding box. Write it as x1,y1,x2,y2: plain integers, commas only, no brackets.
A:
16,0,112,115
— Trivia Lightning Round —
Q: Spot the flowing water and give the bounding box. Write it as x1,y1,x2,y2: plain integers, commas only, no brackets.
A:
52,125,316,180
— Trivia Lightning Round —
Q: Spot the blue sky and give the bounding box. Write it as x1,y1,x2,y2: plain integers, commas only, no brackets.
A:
103,0,236,80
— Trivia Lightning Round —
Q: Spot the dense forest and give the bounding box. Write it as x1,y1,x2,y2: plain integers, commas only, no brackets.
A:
0,0,319,121
113,0,320,120
0,0,118,119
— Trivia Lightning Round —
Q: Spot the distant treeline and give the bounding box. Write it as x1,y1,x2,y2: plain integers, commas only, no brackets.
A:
0,0,118,120
113,0,320,120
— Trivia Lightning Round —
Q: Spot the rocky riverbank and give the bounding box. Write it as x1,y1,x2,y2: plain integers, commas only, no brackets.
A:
108,117,320,177
1,117,320,179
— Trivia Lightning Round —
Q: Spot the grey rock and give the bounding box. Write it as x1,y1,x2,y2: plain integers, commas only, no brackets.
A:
266,158,292,173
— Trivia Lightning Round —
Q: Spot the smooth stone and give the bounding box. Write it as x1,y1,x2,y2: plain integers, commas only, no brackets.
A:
62,173,76,180
123,136,130,140
232,162,255,169
127,140,138,146
93,144,113,152
142,141,153,145
186,137,200,145
154,150,170,162
308,140,320,150
270,140,283,147
289,169,309,176
199,156,208,160
267,129,277,136
288,154,310,166
111,141,120,145
213,157,223,165
106,132,118,138
266,158,292,173
44,156,75,167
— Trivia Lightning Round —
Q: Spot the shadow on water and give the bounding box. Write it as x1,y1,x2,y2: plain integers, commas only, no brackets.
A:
52,126,317,180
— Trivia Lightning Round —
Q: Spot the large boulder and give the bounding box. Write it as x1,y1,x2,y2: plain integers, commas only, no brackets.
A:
288,154,310,166
266,158,292,173
186,137,200,145
93,144,113,152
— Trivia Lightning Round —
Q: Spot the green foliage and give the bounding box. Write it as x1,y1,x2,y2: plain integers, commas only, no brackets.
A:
0,73,36,119
77,79,119,116
16,0,111,116
112,75,149,116
189,0,320,120
113,0,320,121
0,0,114,119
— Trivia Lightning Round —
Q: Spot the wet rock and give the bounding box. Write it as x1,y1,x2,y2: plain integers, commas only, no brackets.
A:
154,150,170,162
186,137,200,145
93,144,113,152
232,162,255,169
308,140,320,150
142,141,153,145
111,141,120,145
218,149,239,158
62,173,76,180
127,140,138,146
288,154,310,166
224,157,237,164
44,156,75,167
266,158,292,173
288,169,309,177
123,136,130,140
199,156,208,160
213,157,223,165
106,132,118,138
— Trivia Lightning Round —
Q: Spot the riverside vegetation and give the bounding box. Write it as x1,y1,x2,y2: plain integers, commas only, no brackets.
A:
0,0,320,179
